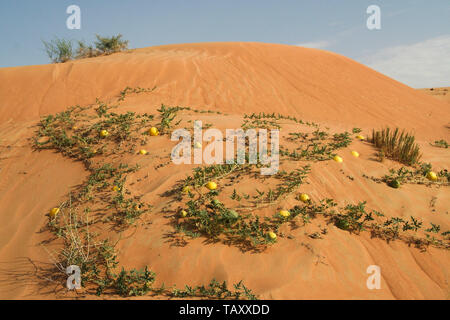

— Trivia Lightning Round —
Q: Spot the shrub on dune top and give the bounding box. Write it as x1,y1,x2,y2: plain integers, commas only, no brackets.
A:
75,40,99,59
94,34,129,55
43,34,129,63
42,37,74,63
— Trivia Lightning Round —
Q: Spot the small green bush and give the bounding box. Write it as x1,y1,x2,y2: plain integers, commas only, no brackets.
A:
42,37,74,63
94,34,128,55
75,40,98,59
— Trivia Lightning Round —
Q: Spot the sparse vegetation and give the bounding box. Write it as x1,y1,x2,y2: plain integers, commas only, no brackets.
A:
167,279,258,300
75,40,96,59
43,34,129,63
45,197,256,298
42,37,74,63
93,34,129,55
33,86,264,298
369,127,422,165
157,104,187,134
431,139,449,149
363,162,450,187
31,85,449,299
280,129,352,161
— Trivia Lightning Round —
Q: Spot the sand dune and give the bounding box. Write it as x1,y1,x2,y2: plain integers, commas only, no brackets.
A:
1,42,448,136
0,42,448,299
420,87,450,104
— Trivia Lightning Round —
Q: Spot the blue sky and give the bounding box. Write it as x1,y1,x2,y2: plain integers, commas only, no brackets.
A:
1,0,449,87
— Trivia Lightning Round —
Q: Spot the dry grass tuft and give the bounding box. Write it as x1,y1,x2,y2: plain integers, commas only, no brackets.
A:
370,127,422,165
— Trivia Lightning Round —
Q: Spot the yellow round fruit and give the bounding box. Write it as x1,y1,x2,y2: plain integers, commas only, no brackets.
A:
426,171,438,181
194,142,202,149
206,181,217,190
279,210,290,218
299,193,310,203
139,149,148,155
333,155,343,163
356,135,365,140
182,186,191,193
228,210,239,219
351,151,360,158
149,127,159,136
112,186,120,192
49,207,60,218
180,210,188,218
99,130,109,138
268,231,277,240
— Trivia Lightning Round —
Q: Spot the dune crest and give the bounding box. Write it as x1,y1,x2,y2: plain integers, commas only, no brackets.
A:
1,42,448,137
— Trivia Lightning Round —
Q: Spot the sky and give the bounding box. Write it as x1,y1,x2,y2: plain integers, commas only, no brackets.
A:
0,0,449,88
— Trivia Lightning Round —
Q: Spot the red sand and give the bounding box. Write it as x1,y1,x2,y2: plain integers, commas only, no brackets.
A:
0,42,448,299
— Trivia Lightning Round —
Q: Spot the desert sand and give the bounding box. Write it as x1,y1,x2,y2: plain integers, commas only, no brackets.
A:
420,87,450,104
0,42,448,299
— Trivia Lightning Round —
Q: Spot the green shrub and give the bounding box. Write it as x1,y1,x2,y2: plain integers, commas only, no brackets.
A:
94,34,129,55
75,40,98,59
42,37,74,63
